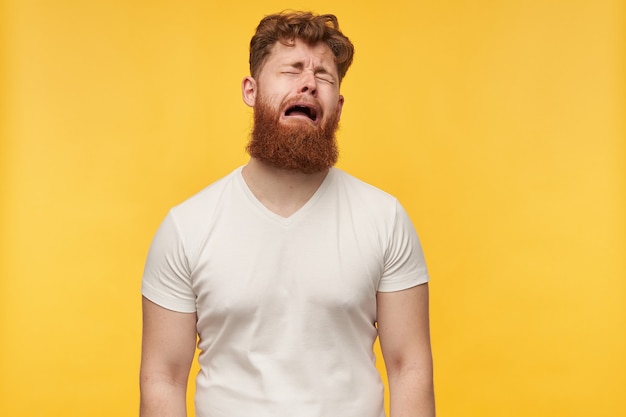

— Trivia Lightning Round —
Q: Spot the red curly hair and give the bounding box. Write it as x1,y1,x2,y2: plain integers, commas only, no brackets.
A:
249,11,355,84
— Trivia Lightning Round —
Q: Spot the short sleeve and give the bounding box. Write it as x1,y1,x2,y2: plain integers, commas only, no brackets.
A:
141,212,197,312
377,201,429,292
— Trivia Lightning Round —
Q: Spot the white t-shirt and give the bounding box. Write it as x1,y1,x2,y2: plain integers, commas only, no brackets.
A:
142,167,429,417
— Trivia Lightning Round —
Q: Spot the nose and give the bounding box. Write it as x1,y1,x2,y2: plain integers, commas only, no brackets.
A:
299,71,317,96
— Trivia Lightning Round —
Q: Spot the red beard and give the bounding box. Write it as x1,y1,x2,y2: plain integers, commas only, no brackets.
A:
247,97,340,174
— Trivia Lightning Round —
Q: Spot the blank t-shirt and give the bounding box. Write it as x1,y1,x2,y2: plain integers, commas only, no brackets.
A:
142,167,429,417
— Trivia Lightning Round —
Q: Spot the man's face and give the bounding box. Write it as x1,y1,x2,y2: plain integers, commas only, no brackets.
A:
242,39,345,173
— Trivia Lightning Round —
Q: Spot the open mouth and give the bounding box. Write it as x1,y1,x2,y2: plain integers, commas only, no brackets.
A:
284,104,318,122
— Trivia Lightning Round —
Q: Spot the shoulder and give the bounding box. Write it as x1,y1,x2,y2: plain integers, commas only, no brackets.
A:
158,167,242,252
329,168,399,212
169,168,240,224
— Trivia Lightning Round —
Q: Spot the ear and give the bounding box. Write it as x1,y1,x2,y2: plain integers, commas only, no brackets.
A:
242,76,257,107
336,95,345,119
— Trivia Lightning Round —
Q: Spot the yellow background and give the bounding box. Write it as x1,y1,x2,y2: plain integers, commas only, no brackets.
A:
1,1,624,416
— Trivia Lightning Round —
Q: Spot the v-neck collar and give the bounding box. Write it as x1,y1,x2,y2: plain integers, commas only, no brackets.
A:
236,166,335,225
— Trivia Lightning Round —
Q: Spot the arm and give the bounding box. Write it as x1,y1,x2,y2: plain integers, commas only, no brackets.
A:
377,283,435,417
140,296,198,417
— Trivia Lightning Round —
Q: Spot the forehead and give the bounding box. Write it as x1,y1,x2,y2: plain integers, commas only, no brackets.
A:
265,39,337,72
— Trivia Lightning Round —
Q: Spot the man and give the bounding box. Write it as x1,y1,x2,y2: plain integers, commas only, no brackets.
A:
140,11,434,417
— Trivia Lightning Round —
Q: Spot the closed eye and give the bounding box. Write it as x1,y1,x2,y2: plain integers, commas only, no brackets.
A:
316,75,335,84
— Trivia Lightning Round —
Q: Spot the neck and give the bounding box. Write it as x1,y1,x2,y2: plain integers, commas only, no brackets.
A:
241,158,329,218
